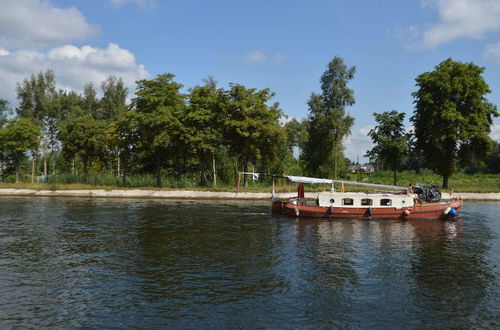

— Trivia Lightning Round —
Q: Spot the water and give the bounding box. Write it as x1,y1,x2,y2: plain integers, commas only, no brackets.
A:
0,197,499,329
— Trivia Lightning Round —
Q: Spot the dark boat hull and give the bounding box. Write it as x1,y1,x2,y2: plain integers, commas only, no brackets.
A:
273,198,462,220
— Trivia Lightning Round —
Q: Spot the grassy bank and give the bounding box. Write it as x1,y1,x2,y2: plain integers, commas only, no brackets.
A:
1,171,499,193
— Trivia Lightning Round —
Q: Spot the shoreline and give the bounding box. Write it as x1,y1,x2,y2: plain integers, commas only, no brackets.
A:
0,188,499,201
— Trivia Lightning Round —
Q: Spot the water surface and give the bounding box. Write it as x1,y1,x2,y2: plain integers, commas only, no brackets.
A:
0,197,499,328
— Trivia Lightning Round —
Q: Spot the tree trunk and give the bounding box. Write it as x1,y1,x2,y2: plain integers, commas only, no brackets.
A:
117,151,121,177
31,156,35,184
15,160,20,183
212,150,217,188
51,152,56,176
155,152,161,188
43,154,47,180
83,157,89,184
333,138,338,179
442,175,449,189
243,160,249,187
122,163,127,186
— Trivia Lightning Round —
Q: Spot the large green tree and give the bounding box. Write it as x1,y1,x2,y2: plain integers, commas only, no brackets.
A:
411,58,498,188
0,118,40,183
58,115,108,184
302,56,355,178
222,84,285,186
16,70,60,178
183,79,225,186
366,110,409,185
109,110,141,186
131,73,185,187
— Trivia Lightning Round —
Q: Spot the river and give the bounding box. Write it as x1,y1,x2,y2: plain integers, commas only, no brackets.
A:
0,197,499,328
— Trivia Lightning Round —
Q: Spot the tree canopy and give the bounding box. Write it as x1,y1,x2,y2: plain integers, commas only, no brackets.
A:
0,118,40,182
131,73,185,187
222,84,285,185
302,56,355,179
366,110,409,185
411,58,498,188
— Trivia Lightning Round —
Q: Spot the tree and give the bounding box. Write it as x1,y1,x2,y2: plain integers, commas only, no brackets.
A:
83,83,99,118
284,118,308,156
98,76,128,121
411,58,498,188
302,56,355,178
222,84,285,186
58,115,108,184
131,73,185,187
485,141,500,174
16,70,58,178
0,118,40,183
365,110,409,185
183,80,225,186
110,110,141,185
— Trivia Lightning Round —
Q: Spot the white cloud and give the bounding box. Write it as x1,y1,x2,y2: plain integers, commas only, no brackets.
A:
274,52,287,63
491,124,500,141
0,43,149,103
246,50,288,64
484,42,500,64
0,0,98,50
109,0,155,8
246,50,267,63
411,0,500,49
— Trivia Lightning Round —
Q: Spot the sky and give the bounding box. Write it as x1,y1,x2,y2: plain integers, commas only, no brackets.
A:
0,0,499,161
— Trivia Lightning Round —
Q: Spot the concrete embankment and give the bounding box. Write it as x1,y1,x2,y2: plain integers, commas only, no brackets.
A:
0,189,499,201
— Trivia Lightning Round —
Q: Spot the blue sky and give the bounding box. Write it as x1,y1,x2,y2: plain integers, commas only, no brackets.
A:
1,0,499,160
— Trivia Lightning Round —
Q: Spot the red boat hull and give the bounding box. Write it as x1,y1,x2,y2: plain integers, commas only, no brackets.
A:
273,198,462,220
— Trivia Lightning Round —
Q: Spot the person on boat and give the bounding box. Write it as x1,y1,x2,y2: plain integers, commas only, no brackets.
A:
409,183,419,202
297,183,305,205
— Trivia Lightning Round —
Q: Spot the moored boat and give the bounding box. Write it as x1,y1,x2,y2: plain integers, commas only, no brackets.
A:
239,173,462,220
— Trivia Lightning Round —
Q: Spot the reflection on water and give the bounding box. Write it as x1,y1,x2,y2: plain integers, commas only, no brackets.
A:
0,197,498,328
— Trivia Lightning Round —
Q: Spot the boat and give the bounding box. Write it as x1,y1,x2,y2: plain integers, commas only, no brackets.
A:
238,173,462,220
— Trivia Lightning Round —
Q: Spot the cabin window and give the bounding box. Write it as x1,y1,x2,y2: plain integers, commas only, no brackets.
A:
361,198,373,206
342,198,354,206
329,199,335,204
380,199,392,206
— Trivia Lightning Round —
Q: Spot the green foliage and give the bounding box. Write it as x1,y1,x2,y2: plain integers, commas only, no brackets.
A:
131,73,185,187
284,118,308,155
302,56,355,179
222,84,286,175
411,58,499,188
98,76,128,121
0,118,40,182
366,170,500,192
366,110,409,185
58,115,108,183
485,141,500,174
15,70,57,120
181,80,226,186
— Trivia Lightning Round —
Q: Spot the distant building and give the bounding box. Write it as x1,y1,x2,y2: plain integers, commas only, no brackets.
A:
348,164,375,173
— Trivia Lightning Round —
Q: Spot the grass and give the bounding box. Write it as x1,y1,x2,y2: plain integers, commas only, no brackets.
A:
1,170,499,193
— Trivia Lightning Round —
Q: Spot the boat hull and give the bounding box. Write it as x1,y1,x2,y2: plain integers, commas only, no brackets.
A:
273,198,462,220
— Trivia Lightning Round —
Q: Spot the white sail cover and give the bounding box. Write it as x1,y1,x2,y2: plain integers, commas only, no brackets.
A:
238,172,407,191
285,175,333,184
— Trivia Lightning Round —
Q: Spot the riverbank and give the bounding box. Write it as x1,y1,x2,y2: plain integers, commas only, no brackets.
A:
0,188,499,201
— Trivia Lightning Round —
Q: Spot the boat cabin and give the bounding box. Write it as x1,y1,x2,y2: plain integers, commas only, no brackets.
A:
316,192,415,209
